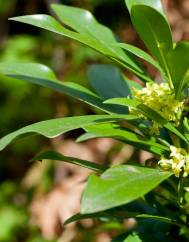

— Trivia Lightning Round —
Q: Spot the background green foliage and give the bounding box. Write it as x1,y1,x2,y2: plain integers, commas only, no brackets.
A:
0,0,131,241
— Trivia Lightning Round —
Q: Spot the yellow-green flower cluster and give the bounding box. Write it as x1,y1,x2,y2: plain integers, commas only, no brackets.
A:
130,82,184,134
158,146,189,177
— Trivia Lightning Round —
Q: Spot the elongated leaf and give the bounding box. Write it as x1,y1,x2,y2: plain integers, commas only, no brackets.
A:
32,150,107,172
104,98,188,143
136,214,181,226
78,123,169,156
114,43,162,72
167,41,189,98
51,4,122,46
0,114,136,151
183,118,189,142
105,98,167,124
51,4,126,58
64,212,116,225
64,209,136,225
9,12,151,82
51,4,149,78
0,62,57,81
65,213,101,225
0,62,127,114
88,64,134,99
131,5,173,85
81,165,172,213
125,0,164,15
10,15,108,55
65,211,179,227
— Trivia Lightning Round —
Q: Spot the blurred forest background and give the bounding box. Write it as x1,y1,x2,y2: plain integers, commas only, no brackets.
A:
0,0,188,241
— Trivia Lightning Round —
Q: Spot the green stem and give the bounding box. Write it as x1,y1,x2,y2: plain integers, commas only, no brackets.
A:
169,132,181,147
178,177,185,206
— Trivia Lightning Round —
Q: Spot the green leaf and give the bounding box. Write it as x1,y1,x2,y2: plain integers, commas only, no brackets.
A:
64,213,98,226
78,123,169,156
65,211,180,227
0,114,136,151
124,234,142,242
64,212,114,225
9,11,150,82
125,0,164,15
0,62,57,81
88,64,135,99
51,4,148,76
112,233,143,242
114,43,162,72
183,118,189,141
167,41,189,98
105,98,167,124
130,5,173,86
81,165,172,213
9,14,111,56
32,150,107,172
104,98,189,144
112,234,141,242
0,62,127,114
136,214,181,226
51,4,122,50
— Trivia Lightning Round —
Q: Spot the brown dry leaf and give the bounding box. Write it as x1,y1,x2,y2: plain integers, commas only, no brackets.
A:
30,179,84,240
163,0,189,41
95,232,111,242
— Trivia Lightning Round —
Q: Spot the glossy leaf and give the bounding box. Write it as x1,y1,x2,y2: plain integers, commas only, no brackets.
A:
65,211,179,227
0,62,57,81
51,4,124,52
9,12,150,82
131,5,173,85
81,165,172,213
0,114,136,151
79,123,169,156
125,0,164,15
32,150,107,172
104,98,188,143
105,98,168,124
167,41,189,98
10,15,108,55
114,43,162,72
0,62,127,114
51,4,151,80
88,64,134,99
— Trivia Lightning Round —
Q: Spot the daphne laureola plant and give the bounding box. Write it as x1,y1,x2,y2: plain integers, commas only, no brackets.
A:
0,0,189,241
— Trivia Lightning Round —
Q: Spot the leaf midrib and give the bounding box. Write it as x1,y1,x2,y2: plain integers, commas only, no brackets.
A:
145,19,173,89
78,19,151,80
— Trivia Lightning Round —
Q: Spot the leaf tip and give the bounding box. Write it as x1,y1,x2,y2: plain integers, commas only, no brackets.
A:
8,17,17,21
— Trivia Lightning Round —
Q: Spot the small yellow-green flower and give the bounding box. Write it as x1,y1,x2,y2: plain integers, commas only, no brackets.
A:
159,146,189,177
130,82,184,134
